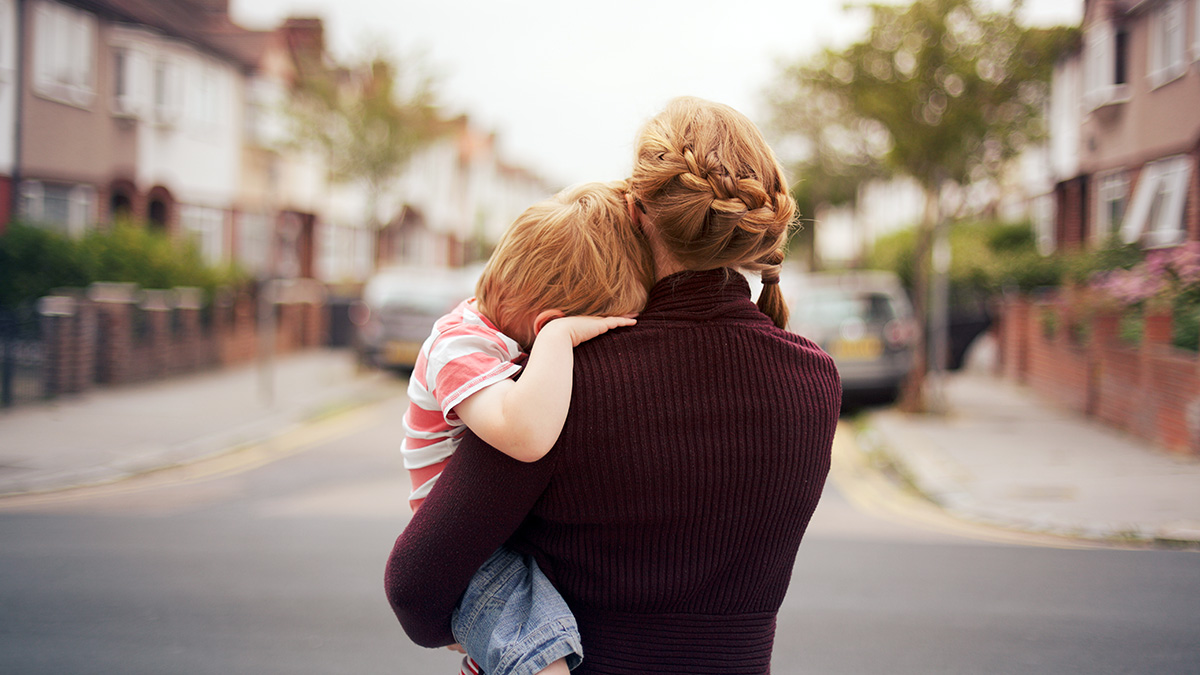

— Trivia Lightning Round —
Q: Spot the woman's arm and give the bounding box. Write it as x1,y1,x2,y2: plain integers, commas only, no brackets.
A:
453,315,633,462
384,428,557,647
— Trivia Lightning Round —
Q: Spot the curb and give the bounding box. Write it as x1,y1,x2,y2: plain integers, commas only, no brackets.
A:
854,411,1200,550
0,373,403,500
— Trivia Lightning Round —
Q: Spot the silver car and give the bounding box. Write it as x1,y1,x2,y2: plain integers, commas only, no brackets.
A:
352,266,481,371
783,271,917,402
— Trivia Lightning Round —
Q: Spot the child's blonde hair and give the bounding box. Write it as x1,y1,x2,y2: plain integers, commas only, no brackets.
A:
476,180,654,343
629,97,797,328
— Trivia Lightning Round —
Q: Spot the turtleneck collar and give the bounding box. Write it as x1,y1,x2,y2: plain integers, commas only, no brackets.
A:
639,268,766,323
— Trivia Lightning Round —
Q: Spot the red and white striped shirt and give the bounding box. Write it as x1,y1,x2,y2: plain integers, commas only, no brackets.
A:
402,299,523,509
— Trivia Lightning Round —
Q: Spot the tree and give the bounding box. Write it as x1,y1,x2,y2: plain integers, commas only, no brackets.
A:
286,46,440,243
770,0,1075,411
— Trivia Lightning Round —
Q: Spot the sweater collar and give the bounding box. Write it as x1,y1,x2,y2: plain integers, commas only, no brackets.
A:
640,268,765,323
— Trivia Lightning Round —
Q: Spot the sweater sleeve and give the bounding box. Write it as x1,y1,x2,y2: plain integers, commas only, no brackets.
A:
384,429,557,647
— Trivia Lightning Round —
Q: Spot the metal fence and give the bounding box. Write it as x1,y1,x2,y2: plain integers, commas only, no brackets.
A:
0,305,47,407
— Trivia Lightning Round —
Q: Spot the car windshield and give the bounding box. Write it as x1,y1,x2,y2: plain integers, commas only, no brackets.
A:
795,291,897,327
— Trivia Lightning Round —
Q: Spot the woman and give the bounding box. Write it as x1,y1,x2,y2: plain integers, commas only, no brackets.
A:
385,97,841,674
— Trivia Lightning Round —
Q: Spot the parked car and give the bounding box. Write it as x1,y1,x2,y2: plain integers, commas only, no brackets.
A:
782,271,918,402
352,266,482,372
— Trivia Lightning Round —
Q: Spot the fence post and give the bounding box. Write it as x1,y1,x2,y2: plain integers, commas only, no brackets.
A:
37,295,76,398
88,283,140,385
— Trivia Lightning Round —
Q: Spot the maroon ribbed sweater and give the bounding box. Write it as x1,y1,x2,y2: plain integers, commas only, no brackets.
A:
385,269,841,674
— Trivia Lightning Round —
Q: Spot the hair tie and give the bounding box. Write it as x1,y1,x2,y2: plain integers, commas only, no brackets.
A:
761,266,781,286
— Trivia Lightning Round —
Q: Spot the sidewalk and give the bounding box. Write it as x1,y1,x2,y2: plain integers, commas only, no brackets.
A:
858,338,1200,547
0,349,404,497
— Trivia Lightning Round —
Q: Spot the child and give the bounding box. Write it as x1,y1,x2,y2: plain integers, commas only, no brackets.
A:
401,181,655,675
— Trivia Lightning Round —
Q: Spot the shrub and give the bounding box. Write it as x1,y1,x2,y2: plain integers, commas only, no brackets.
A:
863,219,1051,296
0,221,245,309
0,224,90,309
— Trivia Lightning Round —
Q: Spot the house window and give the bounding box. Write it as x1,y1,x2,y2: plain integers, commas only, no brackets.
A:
18,181,95,237
110,46,149,117
1114,26,1129,86
1121,156,1192,248
180,205,226,265
236,211,272,277
1084,21,1129,108
31,0,95,107
1148,0,1187,87
1094,170,1130,244
1195,0,1200,61
187,62,223,132
1031,192,1056,256
153,58,182,125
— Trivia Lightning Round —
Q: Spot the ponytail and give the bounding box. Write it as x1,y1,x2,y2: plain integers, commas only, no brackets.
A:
756,249,788,329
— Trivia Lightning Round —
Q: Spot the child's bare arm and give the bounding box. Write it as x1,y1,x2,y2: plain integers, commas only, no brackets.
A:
453,316,635,462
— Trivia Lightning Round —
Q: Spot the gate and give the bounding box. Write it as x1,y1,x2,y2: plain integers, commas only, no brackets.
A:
0,305,47,407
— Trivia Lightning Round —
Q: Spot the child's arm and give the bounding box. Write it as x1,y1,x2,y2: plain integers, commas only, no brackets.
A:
453,315,635,462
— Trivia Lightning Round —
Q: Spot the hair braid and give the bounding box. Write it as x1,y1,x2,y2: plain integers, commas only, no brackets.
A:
630,97,797,327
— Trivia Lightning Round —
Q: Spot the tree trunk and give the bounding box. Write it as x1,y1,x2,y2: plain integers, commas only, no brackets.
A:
896,189,940,413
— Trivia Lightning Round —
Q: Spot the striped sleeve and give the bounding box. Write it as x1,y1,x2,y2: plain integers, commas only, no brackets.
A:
425,323,522,423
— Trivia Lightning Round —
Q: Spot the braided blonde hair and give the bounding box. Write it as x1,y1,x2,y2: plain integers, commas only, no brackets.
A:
630,97,796,328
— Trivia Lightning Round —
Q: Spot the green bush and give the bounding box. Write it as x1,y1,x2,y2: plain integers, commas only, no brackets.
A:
0,224,90,309
0,221,244,309
863,219,1053,296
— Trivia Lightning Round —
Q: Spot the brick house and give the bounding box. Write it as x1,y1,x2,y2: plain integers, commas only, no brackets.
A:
11,0,254,255
1049,0,1200,250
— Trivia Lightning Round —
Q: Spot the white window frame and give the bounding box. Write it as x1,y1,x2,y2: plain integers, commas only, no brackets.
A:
1031,192,1056,256
1121,156,1193,248
1195,0,1200,62
19,180,44,222
180,205,227,265
1084,20,1131,109
1094,170,1131,244
17,180,94,237
1148,0,1187,88
236,211,272,277
31,0,96,108
153,56,183,126
110,43,151,118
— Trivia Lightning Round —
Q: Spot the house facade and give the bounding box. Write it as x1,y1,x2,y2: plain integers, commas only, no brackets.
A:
1051,0,1200,250
5,0,553,284
14,0,251,257
0,0,16,226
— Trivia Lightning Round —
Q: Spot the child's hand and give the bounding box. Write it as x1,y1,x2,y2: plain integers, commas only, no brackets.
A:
539,315,636,347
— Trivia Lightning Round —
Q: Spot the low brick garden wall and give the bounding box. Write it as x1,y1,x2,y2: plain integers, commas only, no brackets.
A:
35,279,328,398
995,295,1200,455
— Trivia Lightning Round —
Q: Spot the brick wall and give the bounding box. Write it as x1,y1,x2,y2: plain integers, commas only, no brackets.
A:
996,295,1200,455
37,282,330,396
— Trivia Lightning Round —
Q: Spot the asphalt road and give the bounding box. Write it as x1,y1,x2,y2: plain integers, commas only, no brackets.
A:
0,394,1196,674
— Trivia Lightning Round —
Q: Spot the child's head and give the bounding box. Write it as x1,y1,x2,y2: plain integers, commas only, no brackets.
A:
629,96,796,328
476,180,654,348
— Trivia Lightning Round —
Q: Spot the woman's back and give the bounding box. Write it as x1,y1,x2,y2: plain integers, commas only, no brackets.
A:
510,269,841,673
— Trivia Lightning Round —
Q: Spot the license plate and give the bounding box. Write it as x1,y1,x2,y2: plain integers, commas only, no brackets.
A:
831,337,882,361
384,341,421,366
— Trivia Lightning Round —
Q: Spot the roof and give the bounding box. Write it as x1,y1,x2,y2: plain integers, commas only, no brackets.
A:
68,0,264,70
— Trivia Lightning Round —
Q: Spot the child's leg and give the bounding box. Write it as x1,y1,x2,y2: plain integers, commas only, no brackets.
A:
452,547,582,675
533,658,570,675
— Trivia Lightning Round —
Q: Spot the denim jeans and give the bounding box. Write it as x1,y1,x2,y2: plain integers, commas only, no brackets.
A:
452,546,583,675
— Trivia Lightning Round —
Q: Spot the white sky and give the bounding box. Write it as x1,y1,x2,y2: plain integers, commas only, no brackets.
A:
231,0,1082,189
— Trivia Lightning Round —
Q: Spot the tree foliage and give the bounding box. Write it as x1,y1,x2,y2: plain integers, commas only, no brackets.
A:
772,0,1076,196
769,0,1076,410
286,47,440,221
